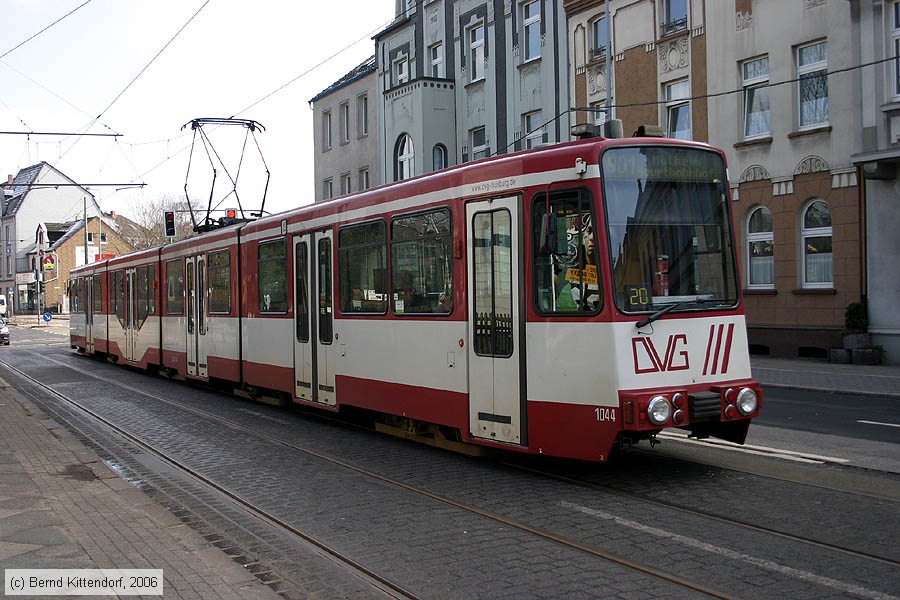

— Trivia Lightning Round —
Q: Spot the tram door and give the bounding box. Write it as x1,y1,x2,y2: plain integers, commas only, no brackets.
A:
292,231,335,406
84,276,94,353
466,197,523,445
185,255,209,378
123,269,137,361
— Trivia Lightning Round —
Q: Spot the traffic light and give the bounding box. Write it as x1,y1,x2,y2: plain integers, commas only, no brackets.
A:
164,211,176,238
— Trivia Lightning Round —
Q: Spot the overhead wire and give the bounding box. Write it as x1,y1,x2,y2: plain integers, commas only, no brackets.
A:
0,0,92,61
0,59,120,134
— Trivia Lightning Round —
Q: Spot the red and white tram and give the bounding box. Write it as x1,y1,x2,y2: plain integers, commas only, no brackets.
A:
69,136,762,462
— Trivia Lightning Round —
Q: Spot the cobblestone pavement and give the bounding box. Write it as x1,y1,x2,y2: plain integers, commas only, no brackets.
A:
0,374,283,600
2,340,898,600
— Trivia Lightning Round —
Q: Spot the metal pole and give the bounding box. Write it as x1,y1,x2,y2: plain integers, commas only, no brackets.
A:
83,196,88,266
606,0,613,119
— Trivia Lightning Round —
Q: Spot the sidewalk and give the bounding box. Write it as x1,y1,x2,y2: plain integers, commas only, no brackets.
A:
0,376,282,599
751,356,900,398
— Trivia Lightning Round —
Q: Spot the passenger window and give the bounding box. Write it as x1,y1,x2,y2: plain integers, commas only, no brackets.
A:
296,241,309,343
258,239,288,313
339,221,386,314
391,208,453,315
166,260,184,315
208,250,231,314
533,190,602,314
92,275,102,314
318,238,333,344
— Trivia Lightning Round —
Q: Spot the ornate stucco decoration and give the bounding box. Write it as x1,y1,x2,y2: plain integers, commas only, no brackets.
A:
736,12,752,31
739,165,770,183
794,155,830,175
587,65,606,95
658,38,689,74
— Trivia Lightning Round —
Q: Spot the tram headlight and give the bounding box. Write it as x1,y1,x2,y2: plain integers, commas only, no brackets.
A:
646,395,671,426
736,388,758,416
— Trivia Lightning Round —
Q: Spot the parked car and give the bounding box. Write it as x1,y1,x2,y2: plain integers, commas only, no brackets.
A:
0,318,9,345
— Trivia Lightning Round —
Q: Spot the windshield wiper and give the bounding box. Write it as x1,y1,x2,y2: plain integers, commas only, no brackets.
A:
634,296,729,328
635,302,684,329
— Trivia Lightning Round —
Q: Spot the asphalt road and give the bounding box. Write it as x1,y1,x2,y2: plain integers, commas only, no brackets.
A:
757,387,900,444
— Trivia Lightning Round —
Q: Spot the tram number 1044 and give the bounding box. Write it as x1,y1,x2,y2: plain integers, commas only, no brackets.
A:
595,407,617,422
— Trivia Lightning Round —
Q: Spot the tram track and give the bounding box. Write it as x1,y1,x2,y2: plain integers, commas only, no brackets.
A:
3,352,740,600
6,348,900,600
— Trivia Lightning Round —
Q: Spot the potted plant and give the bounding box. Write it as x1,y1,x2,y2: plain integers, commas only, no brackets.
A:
838,302,881,365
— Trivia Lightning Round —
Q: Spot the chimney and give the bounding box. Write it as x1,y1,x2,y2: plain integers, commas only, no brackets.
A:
109,210,117,218
5,175,11,186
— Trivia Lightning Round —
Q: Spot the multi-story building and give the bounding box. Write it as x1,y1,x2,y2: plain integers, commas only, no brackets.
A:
374,0,570,182
850,0,900,363
566,0,709,142
310,56,380,202
1,162,102,314
707,0,862,358
564,0,878,360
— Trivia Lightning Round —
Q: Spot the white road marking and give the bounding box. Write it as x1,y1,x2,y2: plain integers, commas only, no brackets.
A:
858,420,900,429
656,431,850,463
560,501,899,600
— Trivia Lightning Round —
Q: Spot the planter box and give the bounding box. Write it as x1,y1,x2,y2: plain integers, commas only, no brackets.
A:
843,333,872,350
829,348,851,364
852,348,882,365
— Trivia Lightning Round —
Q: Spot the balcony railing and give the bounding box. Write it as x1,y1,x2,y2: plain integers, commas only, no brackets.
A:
661,16,688,37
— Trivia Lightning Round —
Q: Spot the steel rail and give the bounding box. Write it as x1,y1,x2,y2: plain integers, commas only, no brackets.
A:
11,350,739,600
0,359,420,600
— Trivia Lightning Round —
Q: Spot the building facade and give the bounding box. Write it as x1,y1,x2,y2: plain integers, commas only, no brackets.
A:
375,0,571,183
707,0,862,358
1,162,102,314
310,57,381,202
850,0,900,363
33,216,135,313
565,0,709,142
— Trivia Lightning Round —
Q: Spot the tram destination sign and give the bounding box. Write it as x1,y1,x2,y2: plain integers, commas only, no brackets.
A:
602,147,724,182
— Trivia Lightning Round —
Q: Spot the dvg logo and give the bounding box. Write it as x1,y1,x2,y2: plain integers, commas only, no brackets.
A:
631,334,690,374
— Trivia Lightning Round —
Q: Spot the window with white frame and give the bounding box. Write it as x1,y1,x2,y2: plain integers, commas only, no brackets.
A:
797,41,828,128
523,0,541,61
591,15,608,59
340,102,350,144
403,0,415,18
523,110,544,149
469,22,485,81
433,144,447,171
430,42,444,78
396,134,415,180
358,94,369,137
743,56,770,138
358,168,370,190
471,127,488,160
395,56,409,86
591,100,608,127
747,206,774,287
662,0,688,34
323,178,333,200
340,173,352,195
322,111,332,151
891,2,900,96
665,79,691,140
801,199,833,287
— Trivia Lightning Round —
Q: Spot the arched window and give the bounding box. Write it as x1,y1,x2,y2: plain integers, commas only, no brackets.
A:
801,199,832,287
432,144,447,171
747,206,773,287
395,134,414,181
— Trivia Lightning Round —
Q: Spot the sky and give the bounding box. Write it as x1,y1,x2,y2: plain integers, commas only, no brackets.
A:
0,0,394,220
